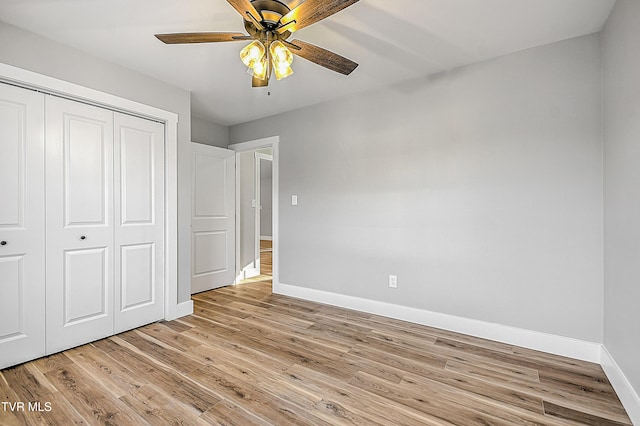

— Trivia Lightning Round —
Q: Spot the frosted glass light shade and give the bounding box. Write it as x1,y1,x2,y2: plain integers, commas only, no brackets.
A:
240,41,266,68
269,41,293,80
273,64,293,80
252,56,268,80
269,41,293,68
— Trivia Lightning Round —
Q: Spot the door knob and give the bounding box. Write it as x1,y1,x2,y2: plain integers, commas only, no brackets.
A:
80,235,86,240
0,241,6,246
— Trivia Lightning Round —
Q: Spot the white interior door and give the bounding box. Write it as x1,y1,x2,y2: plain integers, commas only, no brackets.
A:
114,113,165,333
45,96,114,354
0,84,46,369
191,143,236,293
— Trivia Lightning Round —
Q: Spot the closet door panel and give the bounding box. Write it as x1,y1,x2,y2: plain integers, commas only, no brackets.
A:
114,113,164,333
63,247,109,324
46,96,114,355
0,84,45,369
65,118,109,225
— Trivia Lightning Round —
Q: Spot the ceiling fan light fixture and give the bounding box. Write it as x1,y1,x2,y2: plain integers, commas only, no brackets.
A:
156,0,361,88
240,40,266,68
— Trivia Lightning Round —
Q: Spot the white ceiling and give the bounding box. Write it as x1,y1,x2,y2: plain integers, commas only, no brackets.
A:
0,0,616,126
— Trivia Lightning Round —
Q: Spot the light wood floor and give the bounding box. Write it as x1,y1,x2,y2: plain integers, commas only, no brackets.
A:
1,250,631,425
235,240,273,285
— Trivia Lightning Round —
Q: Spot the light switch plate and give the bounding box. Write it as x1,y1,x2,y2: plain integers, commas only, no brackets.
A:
292,195,298,206
389,275,397,288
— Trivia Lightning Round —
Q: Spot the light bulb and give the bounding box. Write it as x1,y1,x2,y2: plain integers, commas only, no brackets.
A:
252,56,268,80
269,40,293,68
240,41,265,68
273,64,293,80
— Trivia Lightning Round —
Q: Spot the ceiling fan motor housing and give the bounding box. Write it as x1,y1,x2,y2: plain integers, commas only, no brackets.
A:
250,0,298,30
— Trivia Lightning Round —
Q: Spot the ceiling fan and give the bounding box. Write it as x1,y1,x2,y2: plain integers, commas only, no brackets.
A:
155,0,360,87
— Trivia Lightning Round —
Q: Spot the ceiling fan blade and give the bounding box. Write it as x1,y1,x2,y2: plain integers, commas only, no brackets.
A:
285,39,358,75
252,76,269,87
227,0,265,30
277,0,360,33
155,32,247,44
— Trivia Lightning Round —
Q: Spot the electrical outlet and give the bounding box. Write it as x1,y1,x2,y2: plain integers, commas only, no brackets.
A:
292,195,298,206
389,275,397,288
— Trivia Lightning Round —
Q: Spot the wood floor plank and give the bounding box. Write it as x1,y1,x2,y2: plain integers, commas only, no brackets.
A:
350,370,515,426
40,353,146,425
103,344,221,414
0,371,34,426
543,401,630,426
189,365,333,425
406,366,545,415
117,330,206,374
1,363,56,402
0,252,632,426
137,321,204,352
445,358,541,386
201,399,272,426
446,357,631,424
405,373,579,426
118,382,209,425
285,363,454,426
64,343,148,399
160,318,194,333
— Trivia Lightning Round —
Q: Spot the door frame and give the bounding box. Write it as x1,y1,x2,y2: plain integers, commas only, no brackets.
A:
254,151,273,275
229,136,279,287
0,62,183,321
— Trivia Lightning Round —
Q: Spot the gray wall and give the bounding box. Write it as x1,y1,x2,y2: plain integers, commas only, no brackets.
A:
231,34,604,342
0,21,193,304
260,159,273,238
191,116,229,148
602,0,640,400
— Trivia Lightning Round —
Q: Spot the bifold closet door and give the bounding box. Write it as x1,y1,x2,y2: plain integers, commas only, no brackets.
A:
114,113,165,333
0,84,45,369
45,96,115,354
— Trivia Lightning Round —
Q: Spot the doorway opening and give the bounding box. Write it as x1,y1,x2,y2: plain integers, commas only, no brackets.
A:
229,136,279,289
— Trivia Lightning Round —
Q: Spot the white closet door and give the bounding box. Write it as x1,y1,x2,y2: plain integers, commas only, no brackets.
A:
45,96,114,354
114,113,165,333
0,84,45,369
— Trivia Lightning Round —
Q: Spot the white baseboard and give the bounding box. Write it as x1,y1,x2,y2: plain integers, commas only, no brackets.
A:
601,346,640,425
273,281,602,363
260,236,273,241
174,300,194,319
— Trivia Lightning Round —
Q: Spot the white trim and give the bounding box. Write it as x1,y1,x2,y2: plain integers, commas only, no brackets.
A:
601,346,640,425
272,140,280,288
229,136,279,152
273,282,602,363
234,152,242,283
163,118,180,321
0,61,181,322
254,152,261,275
175,300,194,318
0,63,173,122
260,236,273,241
230,136,279,287
255,152,273,162
243,266,261,279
